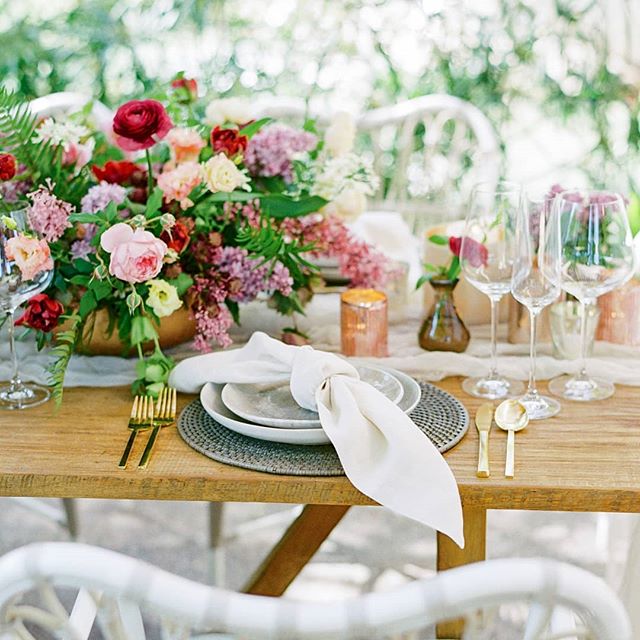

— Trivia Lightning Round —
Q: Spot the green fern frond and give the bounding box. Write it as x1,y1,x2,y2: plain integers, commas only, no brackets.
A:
0,87,91,207
0,87,38,155
47,314,82,406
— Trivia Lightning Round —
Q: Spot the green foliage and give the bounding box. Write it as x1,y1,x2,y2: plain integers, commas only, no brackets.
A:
47,313,81,405
236,218,317,286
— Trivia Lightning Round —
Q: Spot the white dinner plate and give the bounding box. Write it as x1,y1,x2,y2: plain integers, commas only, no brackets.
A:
200,383,330,445
221,365,404,429
199,366,422,447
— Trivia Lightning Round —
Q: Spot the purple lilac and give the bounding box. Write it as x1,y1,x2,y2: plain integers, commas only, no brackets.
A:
70,238,94,260
219,246,293,302
0,180,31,203
244,124,317,183
81,181,126,214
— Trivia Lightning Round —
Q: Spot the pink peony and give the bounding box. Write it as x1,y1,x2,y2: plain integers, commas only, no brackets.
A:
100,223,167,283
5,234,53,281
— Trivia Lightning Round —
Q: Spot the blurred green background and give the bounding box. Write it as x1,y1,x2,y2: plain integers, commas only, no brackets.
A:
1,0,639,195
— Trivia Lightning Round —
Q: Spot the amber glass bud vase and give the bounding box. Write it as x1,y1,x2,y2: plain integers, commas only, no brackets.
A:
418,278,470,352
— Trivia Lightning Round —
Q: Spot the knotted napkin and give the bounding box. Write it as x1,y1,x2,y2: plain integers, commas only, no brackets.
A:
169,331,464,546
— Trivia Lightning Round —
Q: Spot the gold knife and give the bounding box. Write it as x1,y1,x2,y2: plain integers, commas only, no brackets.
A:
475,403,493,478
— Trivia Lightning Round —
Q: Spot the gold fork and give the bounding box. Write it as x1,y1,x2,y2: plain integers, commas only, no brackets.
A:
118,395,154,469
138,387,177,469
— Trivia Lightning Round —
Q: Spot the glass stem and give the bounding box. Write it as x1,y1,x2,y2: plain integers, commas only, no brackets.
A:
6,310,21,387
489,296,500,379
577,299,593,381
527,308,539,396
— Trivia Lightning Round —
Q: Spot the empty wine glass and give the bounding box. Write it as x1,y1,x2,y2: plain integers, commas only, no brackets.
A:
511,196,561,419
460,182,525,399
543,189,635,401
0,208,54,409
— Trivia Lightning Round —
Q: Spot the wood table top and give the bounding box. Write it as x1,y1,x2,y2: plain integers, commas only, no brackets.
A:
1,378,639,513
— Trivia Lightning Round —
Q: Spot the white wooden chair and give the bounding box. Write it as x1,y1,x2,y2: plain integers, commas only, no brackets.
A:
0,542,629,640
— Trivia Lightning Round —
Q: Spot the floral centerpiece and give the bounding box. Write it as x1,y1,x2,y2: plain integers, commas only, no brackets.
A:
0,78,388,400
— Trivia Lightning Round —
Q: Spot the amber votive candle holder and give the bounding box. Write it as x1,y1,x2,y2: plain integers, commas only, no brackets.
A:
340,289,388,357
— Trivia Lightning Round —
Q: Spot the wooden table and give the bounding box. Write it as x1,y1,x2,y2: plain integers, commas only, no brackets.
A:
1,378,639,637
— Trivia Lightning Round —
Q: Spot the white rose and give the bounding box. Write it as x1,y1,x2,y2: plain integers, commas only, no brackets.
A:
324,111,356,157
205,98,253,125
202,154,250,193
322,187,367,223
146,279,182,318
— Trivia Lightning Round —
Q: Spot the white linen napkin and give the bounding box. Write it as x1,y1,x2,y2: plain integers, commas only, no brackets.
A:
169,331,464,547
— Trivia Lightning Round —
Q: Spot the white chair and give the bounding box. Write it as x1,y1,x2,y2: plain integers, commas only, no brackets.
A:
28,91,113,132
0,542,629,640
358,95,499,233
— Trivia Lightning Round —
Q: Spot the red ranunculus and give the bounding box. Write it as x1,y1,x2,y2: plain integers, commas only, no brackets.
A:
171,76,198,101
449,236,489,268
112,100,173,152
0,153,17,181
160,220,190,254
210,126,248,157
15,294,64,332
92,160,140,185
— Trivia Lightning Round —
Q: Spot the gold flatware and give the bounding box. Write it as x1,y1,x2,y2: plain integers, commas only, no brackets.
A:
118,395,154,469
494,399,529,479
138,387,177,469
475,403,493,478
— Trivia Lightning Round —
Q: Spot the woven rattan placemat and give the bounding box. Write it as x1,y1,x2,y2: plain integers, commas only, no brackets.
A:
178,381,468,476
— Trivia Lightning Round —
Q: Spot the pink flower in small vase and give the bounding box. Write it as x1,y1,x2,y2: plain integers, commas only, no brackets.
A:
449,236,489,268
5,234,53,281
100,223,167,283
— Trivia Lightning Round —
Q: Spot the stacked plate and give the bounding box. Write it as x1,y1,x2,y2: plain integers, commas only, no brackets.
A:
199,366,422,446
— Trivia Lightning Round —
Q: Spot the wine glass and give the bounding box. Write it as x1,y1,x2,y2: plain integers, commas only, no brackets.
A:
460,182,525,399
511,195,561,419
543,189,635,401
0,208,54,409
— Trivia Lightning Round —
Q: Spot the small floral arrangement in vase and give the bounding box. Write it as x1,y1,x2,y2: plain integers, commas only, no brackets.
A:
0,77,390,401
415,234,488,352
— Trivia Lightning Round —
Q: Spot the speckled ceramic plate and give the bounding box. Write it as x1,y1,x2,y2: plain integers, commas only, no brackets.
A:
220,365,404,428
200,383,330,445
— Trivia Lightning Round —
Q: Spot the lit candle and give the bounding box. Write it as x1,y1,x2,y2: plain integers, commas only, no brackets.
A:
340,289,388,357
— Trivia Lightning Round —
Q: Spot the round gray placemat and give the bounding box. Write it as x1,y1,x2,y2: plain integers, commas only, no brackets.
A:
178,381,468,476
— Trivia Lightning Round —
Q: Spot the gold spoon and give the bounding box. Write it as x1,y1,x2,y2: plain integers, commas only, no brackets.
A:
494,399,529,479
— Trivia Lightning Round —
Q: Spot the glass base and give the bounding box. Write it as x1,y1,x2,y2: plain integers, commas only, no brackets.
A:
517,392,561,420
548,375,614,402
0,382,50,410
462,375,524,400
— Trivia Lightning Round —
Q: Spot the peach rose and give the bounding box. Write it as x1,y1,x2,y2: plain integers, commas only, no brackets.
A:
157,162,202,210
100,223,167,283
5,234,53,281
165,127,206,165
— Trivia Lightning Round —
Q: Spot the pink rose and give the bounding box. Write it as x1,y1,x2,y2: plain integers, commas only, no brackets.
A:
100,223,167,283
5,234,53,281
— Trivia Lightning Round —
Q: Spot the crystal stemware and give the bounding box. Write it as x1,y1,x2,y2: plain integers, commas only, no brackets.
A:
543,189,635,401
0,208,54,409
511,195,561,419
460,181,525,399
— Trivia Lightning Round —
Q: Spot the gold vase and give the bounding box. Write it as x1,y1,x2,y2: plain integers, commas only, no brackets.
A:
56,307,196,356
